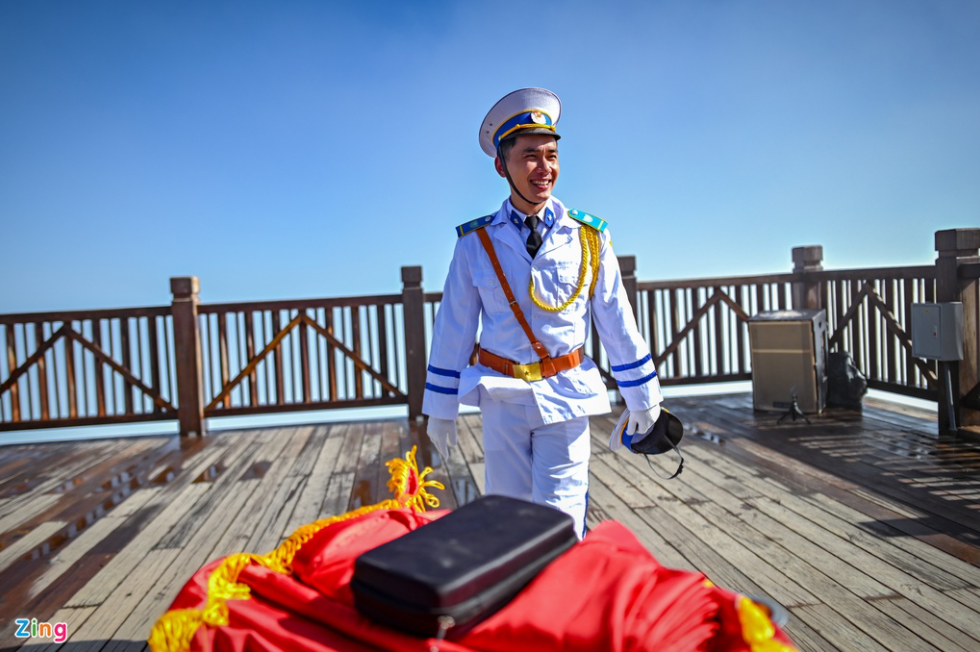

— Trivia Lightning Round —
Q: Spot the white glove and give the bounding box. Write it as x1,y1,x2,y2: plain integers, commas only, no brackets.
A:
426,417,458,460
627,404,662,442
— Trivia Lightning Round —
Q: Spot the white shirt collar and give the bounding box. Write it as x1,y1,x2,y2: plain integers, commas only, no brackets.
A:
504,197,559,229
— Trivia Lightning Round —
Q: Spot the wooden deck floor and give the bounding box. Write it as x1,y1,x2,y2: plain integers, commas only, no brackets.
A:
1,394,978,652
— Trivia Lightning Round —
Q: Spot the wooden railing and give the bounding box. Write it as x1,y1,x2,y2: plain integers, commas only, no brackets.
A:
198,297,408,418
0,306,177,430
2,229,977,435
811,266,938,400
634,273,795,387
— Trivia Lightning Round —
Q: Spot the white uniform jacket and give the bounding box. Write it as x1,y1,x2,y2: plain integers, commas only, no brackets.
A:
422,197,663,425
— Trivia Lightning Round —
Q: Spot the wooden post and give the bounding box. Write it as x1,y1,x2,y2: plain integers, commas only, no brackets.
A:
402,266,426,422
792,245,824,311
171,276,205,436
935,229,980,431
619,255,639,322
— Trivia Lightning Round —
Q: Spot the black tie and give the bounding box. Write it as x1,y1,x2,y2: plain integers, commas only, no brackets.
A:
525,214,542,258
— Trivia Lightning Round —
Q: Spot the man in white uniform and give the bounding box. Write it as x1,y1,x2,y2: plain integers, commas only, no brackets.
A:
422,88,663,537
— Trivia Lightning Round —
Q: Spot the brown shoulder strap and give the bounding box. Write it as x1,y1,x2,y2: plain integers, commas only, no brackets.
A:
476,228,551,362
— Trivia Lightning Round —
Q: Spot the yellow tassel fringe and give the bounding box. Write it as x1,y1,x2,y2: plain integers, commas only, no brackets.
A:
737,596,798,652
529,226,601,312
148,445,443,652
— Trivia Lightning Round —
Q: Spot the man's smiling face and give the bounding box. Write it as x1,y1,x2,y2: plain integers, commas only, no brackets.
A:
495,134,559,213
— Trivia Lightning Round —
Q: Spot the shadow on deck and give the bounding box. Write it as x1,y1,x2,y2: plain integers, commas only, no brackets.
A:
1,393,978,652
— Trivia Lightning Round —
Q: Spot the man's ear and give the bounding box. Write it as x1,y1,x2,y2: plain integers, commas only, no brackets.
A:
494,156,507,178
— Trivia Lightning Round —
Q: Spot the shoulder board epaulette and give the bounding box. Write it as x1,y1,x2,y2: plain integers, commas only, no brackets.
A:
566,208,608,233
456,214,494,237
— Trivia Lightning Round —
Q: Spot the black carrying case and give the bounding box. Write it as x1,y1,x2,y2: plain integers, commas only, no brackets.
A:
351,494,577,639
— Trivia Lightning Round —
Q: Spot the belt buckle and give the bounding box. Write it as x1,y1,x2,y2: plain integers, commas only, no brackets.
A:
514,362,542,382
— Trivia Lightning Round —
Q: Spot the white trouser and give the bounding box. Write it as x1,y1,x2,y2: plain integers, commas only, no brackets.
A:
480,401,591,538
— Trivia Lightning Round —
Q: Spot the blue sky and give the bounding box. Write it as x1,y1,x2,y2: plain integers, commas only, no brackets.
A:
2,0,979,314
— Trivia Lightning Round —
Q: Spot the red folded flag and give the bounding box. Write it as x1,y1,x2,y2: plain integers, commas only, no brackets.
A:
150,448,797,652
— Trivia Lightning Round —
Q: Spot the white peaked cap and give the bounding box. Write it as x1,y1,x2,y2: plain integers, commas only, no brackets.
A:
479,87,562,157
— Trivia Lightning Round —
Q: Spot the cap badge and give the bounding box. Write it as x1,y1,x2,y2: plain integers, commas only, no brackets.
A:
530,111,546,124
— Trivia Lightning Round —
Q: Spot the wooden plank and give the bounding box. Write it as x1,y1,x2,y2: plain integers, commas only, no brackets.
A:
287,424,330,479
456,413,485,463
735,285,748,373
670,288,681,375
153,432,271,549
29,487,162,600
587,456,694,571
0,520,68,574
66,482,210,608
791,603,890,652
873,597,979,652
696,498,895,599
904,277,916,387
777,612,840,652
244,311,258,407
126,453,287,636
218,312,231,408
334,422,364,474
946,586,980,612
615,455,821,608
35,322,51,420
258,470,310,551
800,594,944,652
376,305,390,393
121,317,134,414
589,454,655,508
284,424,346,533
755,491,969,590
713,286,724,374
1,306,171,325
692,288,704,378
733,433,980,553
685,440,980,590
681,446,980,643
299,317,311,403
376,420,407,503
885,279,897,384
205,477,266,560
92,319,108,417
195,294,401,315
679,452,896,599
0,493,62,537
684,443,971,590
325,308,337,402
647,288,660,361
63,547,180,651
850,279,863,368
585,478,694,572
6,323,21,421
196,429,299,554
49,325,63,419
321,471,354,521
434,420,476,511
347,421,382,511
468,461,486,495
17,437,163,518
246,456,310,553
147,316,162,414
273,311,284,405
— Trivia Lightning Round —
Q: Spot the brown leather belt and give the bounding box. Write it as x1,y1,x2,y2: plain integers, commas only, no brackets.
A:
478,347,584,382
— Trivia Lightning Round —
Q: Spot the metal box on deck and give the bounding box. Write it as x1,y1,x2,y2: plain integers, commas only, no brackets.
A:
911,303,963,361
748,309,828,414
